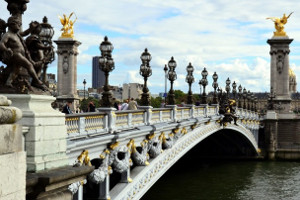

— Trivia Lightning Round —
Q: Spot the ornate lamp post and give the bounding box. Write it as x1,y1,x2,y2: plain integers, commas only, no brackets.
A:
225,78,231,98
83,79,86,100
39,16,55,83
164,64,168,104
186,63,194,105
212,72,218,104
99,36,115,107
167,57,177,105
232,81,237,100
243,88,247,109
254,97,258,112
251,93,255,111
238,85,243,108
139,48,152,106
247,90,251,110
199,67,208,104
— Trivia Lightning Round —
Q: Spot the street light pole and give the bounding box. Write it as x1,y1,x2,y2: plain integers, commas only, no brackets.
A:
167,57,177,105
212,72,218,104
83,79,86,99
139,48,152,106
199,67,208,104
186,63,194,105
99,36,115,107
164,64,168,104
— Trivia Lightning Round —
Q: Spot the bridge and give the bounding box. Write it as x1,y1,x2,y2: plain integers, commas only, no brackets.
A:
64,105,260,199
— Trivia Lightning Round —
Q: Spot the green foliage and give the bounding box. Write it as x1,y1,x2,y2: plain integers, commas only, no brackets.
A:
79,97,99,112
174,90,186,104
151,96,163,108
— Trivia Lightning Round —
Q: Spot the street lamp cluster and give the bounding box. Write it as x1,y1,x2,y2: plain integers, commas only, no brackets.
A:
96,36,258,111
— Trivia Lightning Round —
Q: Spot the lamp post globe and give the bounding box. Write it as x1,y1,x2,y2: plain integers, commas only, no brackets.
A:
139,48,152,106
185,63,194,105
39,16,55,83
99,36,115,107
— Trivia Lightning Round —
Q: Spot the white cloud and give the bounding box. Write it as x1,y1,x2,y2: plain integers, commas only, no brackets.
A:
1,0,300,93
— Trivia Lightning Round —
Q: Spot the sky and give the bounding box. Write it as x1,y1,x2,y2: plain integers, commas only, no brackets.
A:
1,0,300,94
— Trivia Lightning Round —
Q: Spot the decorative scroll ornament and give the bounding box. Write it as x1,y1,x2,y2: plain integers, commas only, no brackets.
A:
88,149,112,184
74,150,91,167
276,54,284,74
161,132,175,149
62,56,69,74
130,139,150,166
68,179,87,194
148,133,163,158
109,142,131,173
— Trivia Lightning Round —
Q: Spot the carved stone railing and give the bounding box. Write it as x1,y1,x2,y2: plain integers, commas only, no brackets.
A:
64,105,261,200
65,112,108,137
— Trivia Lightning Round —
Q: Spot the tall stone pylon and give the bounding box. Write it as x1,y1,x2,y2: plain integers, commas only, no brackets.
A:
267,38,292,110
54,38,81,110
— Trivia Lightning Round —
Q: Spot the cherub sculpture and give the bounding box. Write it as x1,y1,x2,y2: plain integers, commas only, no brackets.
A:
0,16,47,91
58,12,77,38
266,12,293,37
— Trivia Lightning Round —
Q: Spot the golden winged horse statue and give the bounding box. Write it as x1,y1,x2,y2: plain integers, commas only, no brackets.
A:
266,12,293,37
58,12,77,38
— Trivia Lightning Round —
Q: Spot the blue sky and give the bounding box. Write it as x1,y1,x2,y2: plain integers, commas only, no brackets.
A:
1,0,300,94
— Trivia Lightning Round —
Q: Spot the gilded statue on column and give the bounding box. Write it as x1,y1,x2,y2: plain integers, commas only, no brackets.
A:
266,12,293,37
58,12,77,38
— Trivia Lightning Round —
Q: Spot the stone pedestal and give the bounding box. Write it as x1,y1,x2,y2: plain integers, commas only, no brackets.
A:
267,37,293,115
54,38,81,110
0,95,26,200
4,94,69,172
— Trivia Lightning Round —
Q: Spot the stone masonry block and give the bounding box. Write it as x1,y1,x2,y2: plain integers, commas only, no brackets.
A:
0,124,22,154
25,124,67,142
25,138,67,157
0,152,26,199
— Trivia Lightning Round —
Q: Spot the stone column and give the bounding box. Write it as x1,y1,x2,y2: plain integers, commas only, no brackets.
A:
0,95,25,200
4,94,69,172
54,38,81,110
267,37,293,114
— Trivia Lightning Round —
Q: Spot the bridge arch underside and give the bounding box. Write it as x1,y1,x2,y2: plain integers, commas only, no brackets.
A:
109,124,259,200
194,128,258,159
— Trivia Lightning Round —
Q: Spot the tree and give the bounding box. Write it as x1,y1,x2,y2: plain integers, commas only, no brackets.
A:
151,96,162,108
174,90,186,104
79,97,99,112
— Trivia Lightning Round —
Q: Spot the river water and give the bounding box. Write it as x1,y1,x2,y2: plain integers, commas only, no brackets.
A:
141,159,300,200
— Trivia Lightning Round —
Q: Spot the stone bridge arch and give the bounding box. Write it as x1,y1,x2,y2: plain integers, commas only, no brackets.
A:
110,123,260,200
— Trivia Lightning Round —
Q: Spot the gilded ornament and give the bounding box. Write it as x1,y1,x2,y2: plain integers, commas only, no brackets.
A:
58,12,77,38
266,12,293,37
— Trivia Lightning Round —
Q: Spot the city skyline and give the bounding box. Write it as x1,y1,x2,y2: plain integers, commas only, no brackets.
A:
1,1,300,94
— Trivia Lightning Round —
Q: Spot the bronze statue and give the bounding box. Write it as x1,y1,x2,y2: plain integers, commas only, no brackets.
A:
267,12,293,37
0,16,47,91
25,21,53,84
58,12,77,38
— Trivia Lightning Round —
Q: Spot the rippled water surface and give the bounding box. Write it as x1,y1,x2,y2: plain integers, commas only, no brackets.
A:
141,160,300,200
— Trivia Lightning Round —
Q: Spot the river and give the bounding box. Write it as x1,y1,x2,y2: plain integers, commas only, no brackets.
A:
141,158,300,200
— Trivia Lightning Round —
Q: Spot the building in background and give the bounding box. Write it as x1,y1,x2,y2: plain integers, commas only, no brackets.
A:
47,73,57,96
289,68,297,93
92,56,105,89
122,83,143,100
